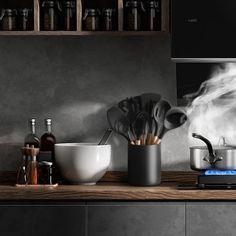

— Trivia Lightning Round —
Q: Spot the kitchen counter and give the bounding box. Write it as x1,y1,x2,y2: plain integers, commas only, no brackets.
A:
0,171,236,200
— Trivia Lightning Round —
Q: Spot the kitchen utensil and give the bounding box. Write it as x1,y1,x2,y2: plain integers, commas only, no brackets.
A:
99,128,113,145
132,111,150,145
107,106,134,142
55,143,111,184
118,97,139,123
164,107,187,130
190,134,236,170
140,93,161,113
152,99,171,142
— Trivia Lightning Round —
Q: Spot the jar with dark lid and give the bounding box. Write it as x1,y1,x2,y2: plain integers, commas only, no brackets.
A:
0,9,17,31
145,1,161,31
18,8,33,31
63,1,76,31
124,1,145,31
41,1,62,31
102,9,116,31
38,161,54,185
83,9,100,31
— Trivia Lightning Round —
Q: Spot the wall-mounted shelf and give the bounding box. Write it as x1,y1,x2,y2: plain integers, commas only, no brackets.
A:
0,0,170,36
0,31,165,36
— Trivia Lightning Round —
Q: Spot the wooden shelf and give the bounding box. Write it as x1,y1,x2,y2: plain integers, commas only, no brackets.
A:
0,31,167,36
0,0,170,36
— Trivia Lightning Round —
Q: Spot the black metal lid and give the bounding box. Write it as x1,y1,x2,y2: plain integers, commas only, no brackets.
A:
1,8,17,16
42,1,55,7
102,8,116,16
147,1,159,9
18,8,33,16
39,161,53,167
63,1,75,8
126,1,139,7
84,9,100,16
42,1,62,11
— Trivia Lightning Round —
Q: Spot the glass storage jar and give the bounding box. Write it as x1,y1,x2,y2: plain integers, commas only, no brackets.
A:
102,9,116,31
0,9,17,31
145,1,161,31
83,9,100,31
63,1,76,31
18,8,33,31
41,0,62,31
124,1,145,31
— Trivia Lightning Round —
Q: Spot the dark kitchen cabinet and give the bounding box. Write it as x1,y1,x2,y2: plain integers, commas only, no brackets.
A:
0,203,86,236
87,202,185,236
186,203,236,236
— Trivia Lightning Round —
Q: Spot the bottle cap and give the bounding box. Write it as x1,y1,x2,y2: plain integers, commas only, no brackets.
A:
45,118,52,125
30,118,36,125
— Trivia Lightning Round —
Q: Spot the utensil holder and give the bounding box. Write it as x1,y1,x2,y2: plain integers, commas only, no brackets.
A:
128,144,161,186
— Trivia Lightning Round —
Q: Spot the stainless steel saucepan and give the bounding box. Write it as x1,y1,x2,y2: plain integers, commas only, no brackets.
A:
190,133,236,170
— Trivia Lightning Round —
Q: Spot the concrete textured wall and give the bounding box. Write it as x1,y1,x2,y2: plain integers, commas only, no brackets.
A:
0,34,190,171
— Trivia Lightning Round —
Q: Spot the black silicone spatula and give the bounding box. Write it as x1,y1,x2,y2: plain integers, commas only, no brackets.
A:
152,99,171,142
107,106,134,142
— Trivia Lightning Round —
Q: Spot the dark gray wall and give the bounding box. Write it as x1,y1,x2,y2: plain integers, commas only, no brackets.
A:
0,34,186,171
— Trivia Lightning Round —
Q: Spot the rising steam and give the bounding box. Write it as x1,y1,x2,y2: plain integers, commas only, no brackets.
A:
187,63,236,146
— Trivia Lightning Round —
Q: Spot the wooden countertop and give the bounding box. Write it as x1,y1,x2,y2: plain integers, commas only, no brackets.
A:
0,171,236,201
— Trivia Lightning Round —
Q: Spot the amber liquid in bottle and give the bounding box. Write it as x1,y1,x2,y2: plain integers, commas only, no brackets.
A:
24,119,40,148
41,119,56,163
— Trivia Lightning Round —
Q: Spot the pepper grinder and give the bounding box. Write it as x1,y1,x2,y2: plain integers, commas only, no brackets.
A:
26,145,40,185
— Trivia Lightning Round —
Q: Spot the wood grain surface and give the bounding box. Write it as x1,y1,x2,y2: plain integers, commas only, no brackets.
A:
0,171,235,201
0,182,235,201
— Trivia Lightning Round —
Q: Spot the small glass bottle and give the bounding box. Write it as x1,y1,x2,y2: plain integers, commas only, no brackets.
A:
41,119,56,163
24,119,40,148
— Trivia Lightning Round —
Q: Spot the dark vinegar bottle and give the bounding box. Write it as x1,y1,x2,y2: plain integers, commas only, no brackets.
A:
24,119,40,148
40,119,56,163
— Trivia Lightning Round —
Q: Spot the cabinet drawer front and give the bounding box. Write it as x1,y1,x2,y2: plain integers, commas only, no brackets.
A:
88,203,185,236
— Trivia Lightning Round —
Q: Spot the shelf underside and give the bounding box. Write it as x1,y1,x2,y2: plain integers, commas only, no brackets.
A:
0,31,166,36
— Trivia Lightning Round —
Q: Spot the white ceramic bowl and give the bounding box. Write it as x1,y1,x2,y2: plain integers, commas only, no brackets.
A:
55,143,111,185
